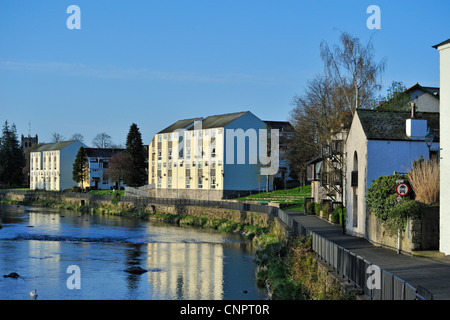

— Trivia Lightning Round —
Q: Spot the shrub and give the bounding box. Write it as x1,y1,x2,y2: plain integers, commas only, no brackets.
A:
331,205,344,224
111,191,120,205
366,173,406,220
306,202,315,215
383,199,425,236
407,159,439,205
314,203,321,216
321,203,331,219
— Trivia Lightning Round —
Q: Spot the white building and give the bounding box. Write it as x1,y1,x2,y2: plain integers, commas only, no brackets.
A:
148,111,281,200
83,148,126,190
434,39,450,254
344,108,439,238
30,140,87,191
404,83,440,113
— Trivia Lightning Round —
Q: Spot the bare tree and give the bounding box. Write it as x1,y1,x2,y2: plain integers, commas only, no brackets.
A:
71,133,84,143
51,132,65,143
92,132,113,148
108,152,131,188
320,32,386,113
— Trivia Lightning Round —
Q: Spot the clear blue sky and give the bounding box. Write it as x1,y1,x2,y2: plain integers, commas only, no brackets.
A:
0,0,448,146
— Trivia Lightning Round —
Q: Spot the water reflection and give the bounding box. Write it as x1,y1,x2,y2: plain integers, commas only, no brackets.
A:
0,205,265,300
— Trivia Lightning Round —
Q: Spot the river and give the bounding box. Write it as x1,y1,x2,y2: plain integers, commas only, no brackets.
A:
0,205,267,300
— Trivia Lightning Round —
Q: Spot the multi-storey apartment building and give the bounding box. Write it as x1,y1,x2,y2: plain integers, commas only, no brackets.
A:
148,111,281,200
82,148,126,190
30,140,87,191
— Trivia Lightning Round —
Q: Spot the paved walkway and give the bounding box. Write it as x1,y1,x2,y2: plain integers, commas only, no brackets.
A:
285,211,450,300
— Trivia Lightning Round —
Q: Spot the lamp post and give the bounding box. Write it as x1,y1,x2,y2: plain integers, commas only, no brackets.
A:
332,156,345,235
424,129,434,159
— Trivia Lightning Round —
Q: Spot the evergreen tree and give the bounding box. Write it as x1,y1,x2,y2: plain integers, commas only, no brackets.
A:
125,123,147,187
72,147,88,189
0,121,26,186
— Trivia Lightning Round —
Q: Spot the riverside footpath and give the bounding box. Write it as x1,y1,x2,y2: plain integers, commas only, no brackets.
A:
286,210,450,300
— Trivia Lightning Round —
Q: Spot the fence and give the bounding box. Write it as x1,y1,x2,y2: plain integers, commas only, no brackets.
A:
0,189,433,300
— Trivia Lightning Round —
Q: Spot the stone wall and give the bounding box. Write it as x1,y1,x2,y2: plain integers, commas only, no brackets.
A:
146,188,256,201
365,206,439,253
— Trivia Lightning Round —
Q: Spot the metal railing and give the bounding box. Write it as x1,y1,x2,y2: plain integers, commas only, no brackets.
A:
0,189,433,300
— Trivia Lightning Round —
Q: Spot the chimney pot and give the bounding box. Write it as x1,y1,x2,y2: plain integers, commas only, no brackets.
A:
411,102,416,119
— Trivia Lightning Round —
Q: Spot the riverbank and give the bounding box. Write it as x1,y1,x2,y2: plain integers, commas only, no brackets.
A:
0,190,356,300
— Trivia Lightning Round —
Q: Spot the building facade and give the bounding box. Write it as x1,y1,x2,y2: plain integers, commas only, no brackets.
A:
82,148,126,190
344,108,439,239
148,111,283,200
434,39,450,255
30,140,87,191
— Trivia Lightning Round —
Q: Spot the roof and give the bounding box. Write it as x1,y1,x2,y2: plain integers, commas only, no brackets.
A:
158,117,203,134
433,39,450,49
263,120,294,132
356,109,440,141
46,140,78,151
32,143,55,152
85,148,125,158
405,83,440,99
199,111,248,129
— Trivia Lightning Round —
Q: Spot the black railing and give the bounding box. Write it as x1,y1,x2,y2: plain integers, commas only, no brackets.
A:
0,188,433,300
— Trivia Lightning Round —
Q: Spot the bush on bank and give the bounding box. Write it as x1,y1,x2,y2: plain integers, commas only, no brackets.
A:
254,235,353,300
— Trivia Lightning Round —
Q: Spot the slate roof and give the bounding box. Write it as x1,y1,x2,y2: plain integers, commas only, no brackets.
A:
356,109,439,141
85,148,125,158
405,83,440,99
263,120,294,132
158,111,250,133
433,39,450,49
158,117,203,134
200,111,248,129
46,140,78,151
32,143,55,152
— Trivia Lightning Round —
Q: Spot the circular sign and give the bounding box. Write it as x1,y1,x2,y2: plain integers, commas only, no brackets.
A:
396,183,409,197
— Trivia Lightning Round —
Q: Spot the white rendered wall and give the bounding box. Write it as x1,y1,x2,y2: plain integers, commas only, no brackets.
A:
438,42,450,254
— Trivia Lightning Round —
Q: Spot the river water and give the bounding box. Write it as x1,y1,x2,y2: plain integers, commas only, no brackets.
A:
0,205,267,300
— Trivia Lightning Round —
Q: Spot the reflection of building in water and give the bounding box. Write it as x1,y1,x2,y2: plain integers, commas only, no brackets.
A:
146,242,224,300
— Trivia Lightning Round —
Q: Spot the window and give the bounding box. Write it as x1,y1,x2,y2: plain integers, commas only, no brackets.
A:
168,162,172,170
158,135,162,142
168,177,172,188
186,161,191,169
211,176,216,189
186,177,190,189
163,162,166,168
157,163,162,169
211,130,216,137
169,134,173,141
186,147,191,159
198,161,203,169
218,129,222,135
157,177,162,188
157,150,162,160
198,176,202,189
168,148,173,160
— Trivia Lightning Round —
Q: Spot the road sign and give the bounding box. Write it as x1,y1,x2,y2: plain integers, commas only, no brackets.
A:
395,195,403,203
396,183,409,197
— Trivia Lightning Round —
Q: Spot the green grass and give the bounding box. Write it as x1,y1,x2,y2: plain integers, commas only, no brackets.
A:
232,185,311,212
88,190,125,196
234,185,310,201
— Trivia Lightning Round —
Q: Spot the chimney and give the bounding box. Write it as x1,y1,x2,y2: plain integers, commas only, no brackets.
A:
406,103,427,139
411,102,416,119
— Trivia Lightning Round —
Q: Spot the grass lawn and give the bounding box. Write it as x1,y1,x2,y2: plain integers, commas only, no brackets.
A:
89,190,125,196
233,185,311,212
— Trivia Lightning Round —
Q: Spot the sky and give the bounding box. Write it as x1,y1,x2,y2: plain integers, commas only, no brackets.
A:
0,0,448,147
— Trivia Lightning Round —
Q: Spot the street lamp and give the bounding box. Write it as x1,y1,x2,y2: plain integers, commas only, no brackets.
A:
424,128,434,158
